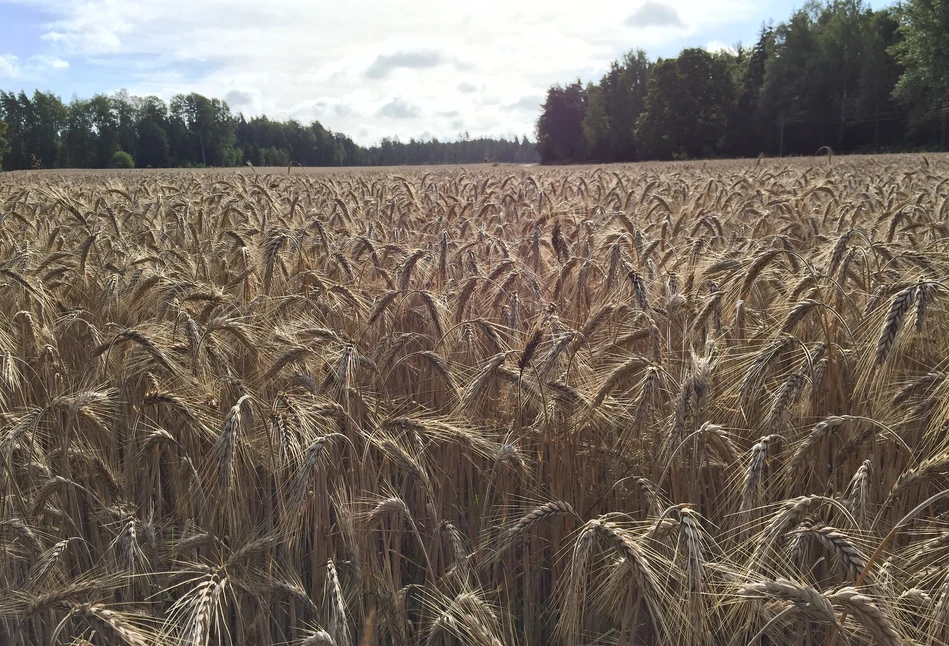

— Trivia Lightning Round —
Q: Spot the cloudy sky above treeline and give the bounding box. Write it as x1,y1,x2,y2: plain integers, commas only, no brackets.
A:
0,0,892,145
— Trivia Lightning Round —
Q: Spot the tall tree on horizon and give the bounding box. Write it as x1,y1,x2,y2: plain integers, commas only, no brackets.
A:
636,48,737,160
858,8,906,149
170,93,240,167
0,90,67,169
0,119,9,170
891,0,949,147
597,49,652,161
727,26,775,156
536,82,587,163
582,82,610,161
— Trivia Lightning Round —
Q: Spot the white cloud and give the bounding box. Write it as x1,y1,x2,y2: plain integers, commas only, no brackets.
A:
0,53,70,80
501,95,545,113
626,2,685,28
705,40,738,55
377,97,422,120
0,54,20,78
366,50,450,80
3,0,759,144
224,88,256,110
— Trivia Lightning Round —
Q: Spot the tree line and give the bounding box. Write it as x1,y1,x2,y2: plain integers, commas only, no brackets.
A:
0,89,538,171
538,0,949,163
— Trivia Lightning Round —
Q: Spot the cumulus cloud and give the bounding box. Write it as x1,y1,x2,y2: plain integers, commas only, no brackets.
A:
377,97,421,120
315,97,365,120
366,50,448,79
457,82,478,93
625,1,685,28
501,95,544,112
705,40,738,55
334,104,356,118
0,54,20,78
224,89,256,109
0,53,69,80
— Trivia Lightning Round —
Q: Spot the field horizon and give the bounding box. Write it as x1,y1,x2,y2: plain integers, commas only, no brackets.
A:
3,151,946,177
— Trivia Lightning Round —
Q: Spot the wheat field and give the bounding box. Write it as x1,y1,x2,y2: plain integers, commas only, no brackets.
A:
1,155,949,646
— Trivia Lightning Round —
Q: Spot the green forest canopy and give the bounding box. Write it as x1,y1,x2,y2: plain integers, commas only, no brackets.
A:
0,89,537,171
537,0,949,163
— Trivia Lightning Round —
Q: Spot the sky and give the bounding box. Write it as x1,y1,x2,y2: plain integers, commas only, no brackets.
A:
0,0,891,146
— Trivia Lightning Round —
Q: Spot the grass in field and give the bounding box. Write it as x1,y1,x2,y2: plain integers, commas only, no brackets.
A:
1,154,948,645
